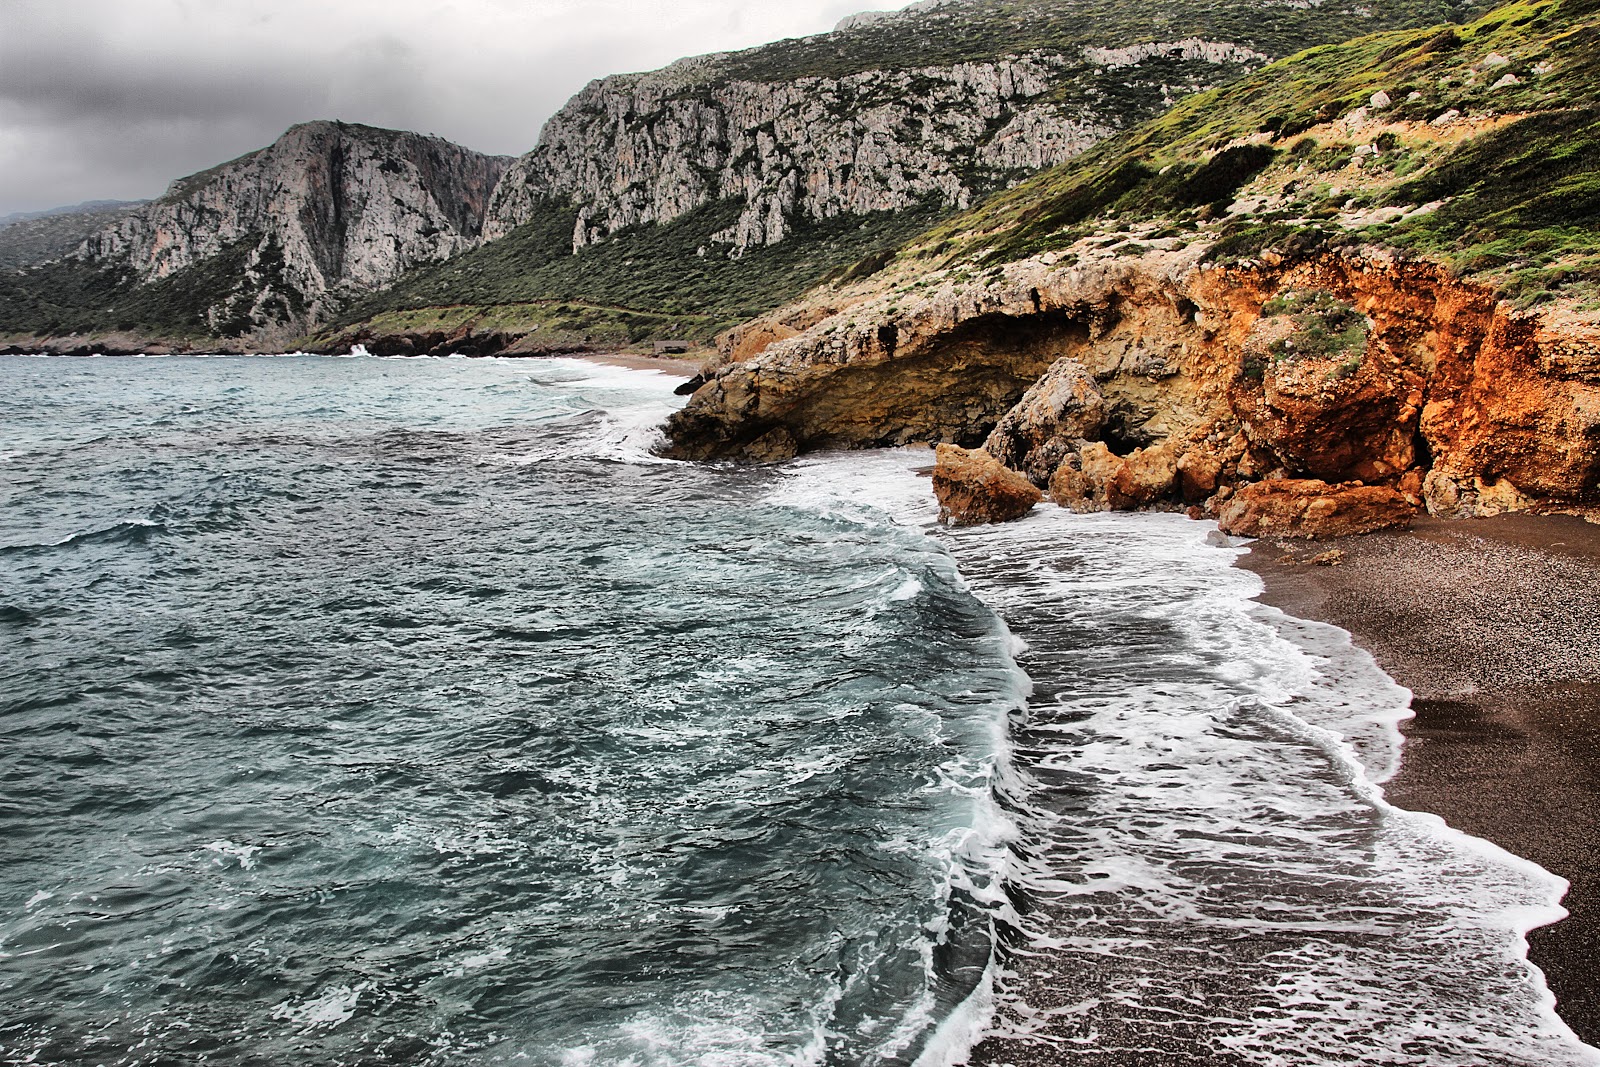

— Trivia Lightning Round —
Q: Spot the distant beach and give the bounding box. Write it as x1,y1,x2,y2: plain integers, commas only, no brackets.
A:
578,351,701,376
1244,513,1600,1044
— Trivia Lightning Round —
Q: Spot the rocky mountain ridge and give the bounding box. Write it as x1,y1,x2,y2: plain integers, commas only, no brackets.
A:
76,121,512,332
483,46,1254,256
0,200,147,272
0,0,1500,350
482,0,1464,260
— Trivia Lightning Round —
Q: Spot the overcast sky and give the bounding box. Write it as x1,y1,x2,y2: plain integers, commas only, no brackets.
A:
0,0,916,216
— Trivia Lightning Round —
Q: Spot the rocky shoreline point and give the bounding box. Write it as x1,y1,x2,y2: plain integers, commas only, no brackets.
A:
661,241,1600,536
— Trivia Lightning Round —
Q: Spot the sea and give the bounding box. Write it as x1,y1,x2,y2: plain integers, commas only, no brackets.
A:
0,352,1595,1067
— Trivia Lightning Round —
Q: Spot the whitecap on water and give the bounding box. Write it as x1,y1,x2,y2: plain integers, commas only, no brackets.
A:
272,983,368,1030
202,840,262,870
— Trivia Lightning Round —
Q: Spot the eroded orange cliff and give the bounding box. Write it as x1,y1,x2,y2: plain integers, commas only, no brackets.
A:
663,244,1600,531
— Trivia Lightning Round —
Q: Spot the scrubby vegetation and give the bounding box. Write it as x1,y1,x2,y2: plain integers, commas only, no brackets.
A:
1263,289,1372,359
715,0,1483,83
0,202,146,271
7,0,1585,348
330,199,947,344
0,237,292,340
911,0,1600,305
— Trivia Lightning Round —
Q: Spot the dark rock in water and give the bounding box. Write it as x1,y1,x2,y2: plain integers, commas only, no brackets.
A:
932,443,1042,526
1217,478,1416,539
674,374,706,397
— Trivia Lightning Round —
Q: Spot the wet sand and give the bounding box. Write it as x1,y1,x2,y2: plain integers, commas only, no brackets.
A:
1242,513,1600,1045
577,351,702,376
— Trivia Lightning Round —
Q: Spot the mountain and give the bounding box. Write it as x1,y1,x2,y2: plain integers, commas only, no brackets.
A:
0,122,509,345
661,0,1600,527
316,0,1485,355
0,200,148,271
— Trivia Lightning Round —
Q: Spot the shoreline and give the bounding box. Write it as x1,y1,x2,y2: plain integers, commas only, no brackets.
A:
574,351,701,377
1241,513,1600,1046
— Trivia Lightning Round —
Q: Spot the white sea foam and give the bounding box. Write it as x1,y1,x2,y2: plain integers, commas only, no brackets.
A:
272,983,367,1030
762,448,1599,1066
447,946,511,977
508,357,688,463
202,840,261,870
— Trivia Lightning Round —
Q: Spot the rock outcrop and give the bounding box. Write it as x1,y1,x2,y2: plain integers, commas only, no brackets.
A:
932,444,1043,526
983,358,1109,486
79,122,511,330
1216,479,1417,537
484,55,1125,254
661,244,1600,521
0,200,147,270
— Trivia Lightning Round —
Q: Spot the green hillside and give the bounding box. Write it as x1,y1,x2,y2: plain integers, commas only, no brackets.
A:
0,0,1505,350
715,0,1477,81
902,0,1600,307
320,0,1492,351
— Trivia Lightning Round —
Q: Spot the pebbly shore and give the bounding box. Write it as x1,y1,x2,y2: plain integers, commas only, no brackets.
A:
1242,513,1600,1046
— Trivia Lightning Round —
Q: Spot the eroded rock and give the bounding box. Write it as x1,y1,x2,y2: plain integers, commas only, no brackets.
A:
79,122,511,331
983,358,1108,486
662,245,1600,520
1216,479,1417,538
933,444,1043,526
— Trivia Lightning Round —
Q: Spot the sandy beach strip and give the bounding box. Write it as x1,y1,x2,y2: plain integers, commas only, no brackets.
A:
576,351,703,377
1242,513,1600,1045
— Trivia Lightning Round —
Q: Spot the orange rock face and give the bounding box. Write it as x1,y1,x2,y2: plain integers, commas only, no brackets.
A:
662,247,1600,522
932,444,1043,526
1215,479,1417,539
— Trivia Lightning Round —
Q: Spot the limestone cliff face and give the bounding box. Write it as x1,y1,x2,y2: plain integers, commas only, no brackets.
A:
81,122,511,329
484,26,1269,255
661,244,1600,520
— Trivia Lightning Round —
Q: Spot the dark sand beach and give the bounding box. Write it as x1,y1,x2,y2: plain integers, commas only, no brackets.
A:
1243,513,1600,1045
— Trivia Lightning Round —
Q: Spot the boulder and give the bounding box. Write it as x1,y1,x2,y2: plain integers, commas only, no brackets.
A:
1049,440,1178,511
1216,478,1417,539
1106,441,1180,510
932,444,1043,526
983,358,1109,486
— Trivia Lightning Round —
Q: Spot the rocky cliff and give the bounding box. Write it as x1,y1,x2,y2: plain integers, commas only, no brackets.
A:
661,0,1600,530
78,122,511,333
483,50,1219,255
482,0,1476,259
667,243,1599,521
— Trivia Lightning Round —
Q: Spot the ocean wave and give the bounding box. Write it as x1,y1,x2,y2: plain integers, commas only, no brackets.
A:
1,519,167,555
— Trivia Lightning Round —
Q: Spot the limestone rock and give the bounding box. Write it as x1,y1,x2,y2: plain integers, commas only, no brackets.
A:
79,121,511,330
1216,479,1417,538
484,5,1288,258
984,358,1108,486
1106,441,1181,510
933,444,1043,526
1048,440,1179,511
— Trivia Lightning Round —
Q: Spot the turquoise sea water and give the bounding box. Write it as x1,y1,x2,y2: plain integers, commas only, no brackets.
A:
0,356,1016,1065
2,353,1596,1067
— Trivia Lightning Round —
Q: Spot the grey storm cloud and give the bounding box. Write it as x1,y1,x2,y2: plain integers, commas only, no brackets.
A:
0,0,909,215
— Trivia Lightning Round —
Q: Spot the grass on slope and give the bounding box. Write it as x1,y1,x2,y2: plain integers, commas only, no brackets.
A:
323,300,722,352
0,238,278,339
899,0,1600,305
713,0,1484,83
329,198,947,343
0,203,147,271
